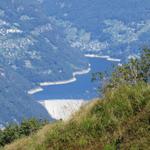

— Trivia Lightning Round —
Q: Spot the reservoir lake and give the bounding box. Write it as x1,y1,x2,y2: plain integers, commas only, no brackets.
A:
33,57,119,101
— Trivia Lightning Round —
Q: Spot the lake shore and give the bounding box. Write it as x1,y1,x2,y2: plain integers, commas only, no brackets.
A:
84,54,121,62
28,87,43,95
28,64,91,95
40,66,91,86
28,55,120,95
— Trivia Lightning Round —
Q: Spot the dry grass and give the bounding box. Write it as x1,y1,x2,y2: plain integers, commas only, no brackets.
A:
4,83,150,150
4,123,61,150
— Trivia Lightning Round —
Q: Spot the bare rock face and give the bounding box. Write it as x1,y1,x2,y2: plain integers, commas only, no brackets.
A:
39,99,86,120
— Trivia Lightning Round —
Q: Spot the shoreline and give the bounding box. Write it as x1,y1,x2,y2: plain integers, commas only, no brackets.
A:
28,87,43,95
28,55,118,95
28,65,91,95
84,54,121,62
39,65,91,86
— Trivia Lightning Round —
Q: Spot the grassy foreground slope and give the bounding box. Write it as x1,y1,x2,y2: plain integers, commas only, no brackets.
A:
4,83,150,150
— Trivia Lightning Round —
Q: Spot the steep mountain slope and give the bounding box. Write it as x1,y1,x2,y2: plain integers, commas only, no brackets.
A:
0,0,88,125
0,0,88,83
43,0,150,60
0,58,51,125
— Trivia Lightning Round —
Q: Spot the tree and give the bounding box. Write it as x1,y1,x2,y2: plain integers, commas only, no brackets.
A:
93,48,150,94
0,118,48,147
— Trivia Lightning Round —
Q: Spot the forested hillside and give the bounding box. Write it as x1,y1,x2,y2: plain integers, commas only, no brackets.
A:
0,0,88,125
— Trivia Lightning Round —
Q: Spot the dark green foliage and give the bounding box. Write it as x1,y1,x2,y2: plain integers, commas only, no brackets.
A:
19,119,46,136
93,48,150,93
108,48,150,89
140,48,150,82
0,118,47,147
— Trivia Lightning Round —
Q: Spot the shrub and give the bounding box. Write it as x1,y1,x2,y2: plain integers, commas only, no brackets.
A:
0,118,47,147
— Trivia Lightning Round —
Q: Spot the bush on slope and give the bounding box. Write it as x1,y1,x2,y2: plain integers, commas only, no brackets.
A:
0,119,48,147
